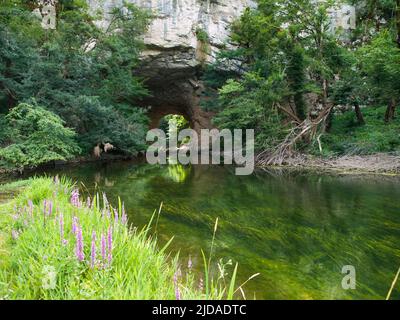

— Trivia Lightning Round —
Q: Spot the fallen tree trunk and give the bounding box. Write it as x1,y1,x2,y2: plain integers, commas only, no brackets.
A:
256,104,334,166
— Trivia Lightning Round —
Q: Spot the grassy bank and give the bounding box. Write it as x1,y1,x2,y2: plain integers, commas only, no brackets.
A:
0,177,240,300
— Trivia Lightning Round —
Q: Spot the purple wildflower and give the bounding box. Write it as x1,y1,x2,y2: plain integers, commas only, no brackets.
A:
11,229,19,240
173,271,181,300
71,189,80,207
62,239,69,246
90,231,96,268
107,226,113,265
43,200,47,216
28,200,33,218
59,212,64,242
75,226,84,262
101,233,107,264
114,209,119,224
72,216,79,235
121,203,127,225
175,286,181,300
48,201,53,216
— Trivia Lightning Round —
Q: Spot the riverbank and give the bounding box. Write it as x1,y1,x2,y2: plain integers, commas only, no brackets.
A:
0,153,139,176
265,153,400,176
0,177,239,299
1,151,399,181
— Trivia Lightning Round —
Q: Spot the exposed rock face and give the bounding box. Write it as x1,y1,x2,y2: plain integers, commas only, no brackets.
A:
88,0,253,132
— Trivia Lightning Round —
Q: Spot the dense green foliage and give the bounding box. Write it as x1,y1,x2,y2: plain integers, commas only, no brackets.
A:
0,0,151,170
0,102,80,170
311,106,400,156
202,0,400,155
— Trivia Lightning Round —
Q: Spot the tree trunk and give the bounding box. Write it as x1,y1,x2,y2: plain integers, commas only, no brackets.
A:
384,98,396,123
354,102,365,125
321,79,333,132
5,58,16,110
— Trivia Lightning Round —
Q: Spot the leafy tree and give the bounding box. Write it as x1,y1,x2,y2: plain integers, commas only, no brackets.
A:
286,43,307,120
0,102,80,170
0,0,152,163
331,50,370,125
213,72,288,150
349,0,398,42
358,30,400,122
0,1,42,110
203,0,347,151
73,96,149,155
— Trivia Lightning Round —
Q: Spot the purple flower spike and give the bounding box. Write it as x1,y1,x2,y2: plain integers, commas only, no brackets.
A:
173,271,181,300
48,201,53,216
11,229,20,240
71,189,80,208
114,209,119,224
175,287,181,300
101,233,106,264
59,212,64,242
75,226,84,262
28,200,33,217
43,200,47,216
72,216,79,235
107,226,113,265
121,204,127,225
90,231,96,268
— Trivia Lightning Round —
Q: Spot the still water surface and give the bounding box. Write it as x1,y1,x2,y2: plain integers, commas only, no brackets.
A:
11,161,400,299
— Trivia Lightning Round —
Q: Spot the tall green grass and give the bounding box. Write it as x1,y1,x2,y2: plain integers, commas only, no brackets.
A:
0,177,253,300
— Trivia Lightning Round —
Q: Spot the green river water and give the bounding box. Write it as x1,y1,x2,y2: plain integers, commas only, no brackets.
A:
6,161,400,299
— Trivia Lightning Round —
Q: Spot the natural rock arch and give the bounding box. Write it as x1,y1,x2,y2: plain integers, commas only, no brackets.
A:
90,0,252,134
137,74,214,135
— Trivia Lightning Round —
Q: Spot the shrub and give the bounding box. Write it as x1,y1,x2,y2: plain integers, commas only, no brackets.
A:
309,106,400,156
0,103,81,170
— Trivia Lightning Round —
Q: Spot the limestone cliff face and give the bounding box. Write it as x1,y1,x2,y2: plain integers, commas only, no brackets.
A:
88,0,253,131
90,0,252,71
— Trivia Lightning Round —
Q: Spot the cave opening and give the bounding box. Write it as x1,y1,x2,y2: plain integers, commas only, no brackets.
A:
135,66,214,135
